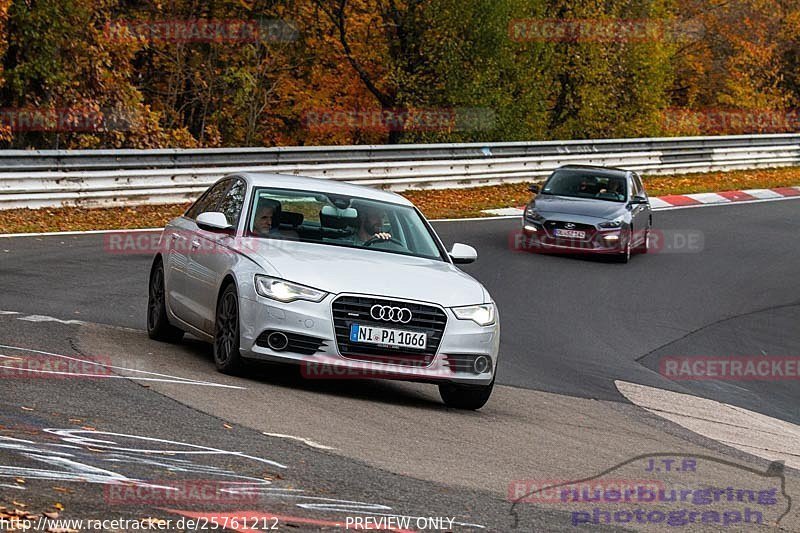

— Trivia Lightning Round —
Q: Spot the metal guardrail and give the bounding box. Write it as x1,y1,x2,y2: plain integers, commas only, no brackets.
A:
1,134,799,209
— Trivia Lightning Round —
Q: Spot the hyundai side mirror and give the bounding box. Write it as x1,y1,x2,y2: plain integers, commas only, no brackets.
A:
529,184,540,194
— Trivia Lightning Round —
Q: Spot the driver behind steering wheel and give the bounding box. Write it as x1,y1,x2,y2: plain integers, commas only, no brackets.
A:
356,204,390,244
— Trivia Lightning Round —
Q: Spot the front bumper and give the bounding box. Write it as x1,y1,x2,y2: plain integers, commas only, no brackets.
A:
521,220,625,254
238,293,499,385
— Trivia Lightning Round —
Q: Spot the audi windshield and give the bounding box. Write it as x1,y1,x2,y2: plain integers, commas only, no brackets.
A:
542,170,629,202
245,187,446,261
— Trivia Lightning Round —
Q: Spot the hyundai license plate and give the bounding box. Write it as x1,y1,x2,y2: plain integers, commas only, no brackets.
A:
554,228,586,239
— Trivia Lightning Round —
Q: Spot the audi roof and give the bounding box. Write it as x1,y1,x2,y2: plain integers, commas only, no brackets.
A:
236,172,414,207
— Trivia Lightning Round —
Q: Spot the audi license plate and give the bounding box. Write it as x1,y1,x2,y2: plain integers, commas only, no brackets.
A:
554,228,586,239
350,324,427,350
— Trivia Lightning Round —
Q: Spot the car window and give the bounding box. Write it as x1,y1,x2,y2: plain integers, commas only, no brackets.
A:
633,173,646,197
630,175,642,198
542,171,627,202
247,187,445,261
185,179,231,220
217,178,247,228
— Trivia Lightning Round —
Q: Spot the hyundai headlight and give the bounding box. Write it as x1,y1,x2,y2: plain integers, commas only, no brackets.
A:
452,303,496,326
599,218,624,228
254,275,327,303
525,207,545,222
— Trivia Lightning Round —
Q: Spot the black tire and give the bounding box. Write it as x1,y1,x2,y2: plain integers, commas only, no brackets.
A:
637,227,650,255
439,378,495,410
616,230,632,263
213,283,245,375
147,259,184,343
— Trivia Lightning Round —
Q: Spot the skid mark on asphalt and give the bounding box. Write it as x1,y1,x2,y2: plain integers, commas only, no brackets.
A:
0,429,485,529
261,432,336,451
616,381,800,470
16,314,87,326
0,343,245,389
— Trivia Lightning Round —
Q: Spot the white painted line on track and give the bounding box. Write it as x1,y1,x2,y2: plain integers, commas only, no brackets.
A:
616,380,800,470
0,343,247,390
262,432,336,451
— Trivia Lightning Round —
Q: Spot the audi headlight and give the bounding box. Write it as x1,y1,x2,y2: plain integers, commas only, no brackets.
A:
599,217,624,228
254,275,327,303
525,207,545,222
452,303,496,326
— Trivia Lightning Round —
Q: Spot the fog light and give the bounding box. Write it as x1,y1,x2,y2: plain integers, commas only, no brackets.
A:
603,234,620,241
267,331,289,351
523,225,538,233
473,355,491,374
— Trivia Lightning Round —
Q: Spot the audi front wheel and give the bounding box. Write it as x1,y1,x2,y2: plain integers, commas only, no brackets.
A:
439,378,495,410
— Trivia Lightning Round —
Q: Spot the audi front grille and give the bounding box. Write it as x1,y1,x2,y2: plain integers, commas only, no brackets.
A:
331,295,448,366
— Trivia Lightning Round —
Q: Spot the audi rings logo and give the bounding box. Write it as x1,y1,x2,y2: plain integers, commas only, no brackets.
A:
370,305,413,324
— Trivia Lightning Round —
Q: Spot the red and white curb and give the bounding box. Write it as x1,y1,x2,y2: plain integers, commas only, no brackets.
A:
482,186,800,216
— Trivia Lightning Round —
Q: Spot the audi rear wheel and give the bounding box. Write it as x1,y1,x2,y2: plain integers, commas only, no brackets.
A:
147,259,184,343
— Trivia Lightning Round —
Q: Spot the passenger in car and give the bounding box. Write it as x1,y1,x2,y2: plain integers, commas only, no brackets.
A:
252,199,299,239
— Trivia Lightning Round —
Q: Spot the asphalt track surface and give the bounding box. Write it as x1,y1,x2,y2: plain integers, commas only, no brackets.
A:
1,200,798,417
1,198,799,531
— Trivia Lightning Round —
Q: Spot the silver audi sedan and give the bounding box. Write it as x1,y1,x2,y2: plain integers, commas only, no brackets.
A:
147,173,499,409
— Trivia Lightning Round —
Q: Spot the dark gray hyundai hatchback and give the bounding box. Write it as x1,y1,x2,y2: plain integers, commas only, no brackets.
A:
521,165,653,263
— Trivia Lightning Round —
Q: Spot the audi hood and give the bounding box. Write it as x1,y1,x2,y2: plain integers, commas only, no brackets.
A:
242,239,488,307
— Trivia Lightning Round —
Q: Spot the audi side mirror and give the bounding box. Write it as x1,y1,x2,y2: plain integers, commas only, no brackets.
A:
449,243,478,264
196,211,233,233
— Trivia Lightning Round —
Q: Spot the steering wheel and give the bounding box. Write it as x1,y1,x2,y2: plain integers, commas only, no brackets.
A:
362,235,404,247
